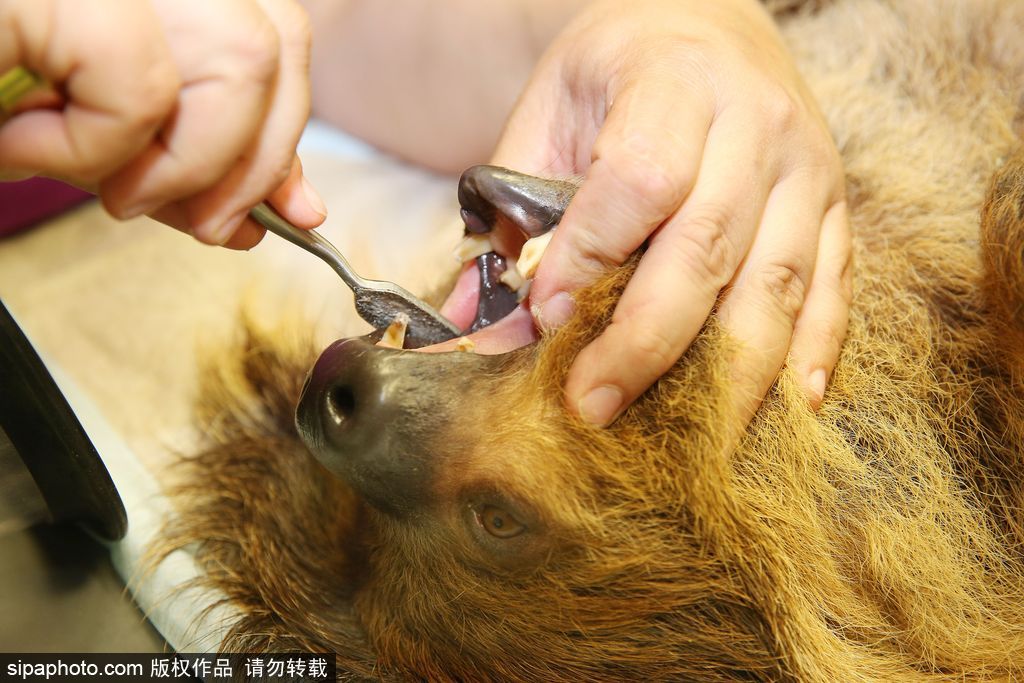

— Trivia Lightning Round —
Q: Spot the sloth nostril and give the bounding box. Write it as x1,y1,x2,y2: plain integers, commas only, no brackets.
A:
327,384,357,425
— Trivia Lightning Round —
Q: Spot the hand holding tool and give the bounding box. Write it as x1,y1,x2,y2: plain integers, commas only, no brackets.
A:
249,203,461,349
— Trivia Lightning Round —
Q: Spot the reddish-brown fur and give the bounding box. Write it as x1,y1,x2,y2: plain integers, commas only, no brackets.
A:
155,0,1024,679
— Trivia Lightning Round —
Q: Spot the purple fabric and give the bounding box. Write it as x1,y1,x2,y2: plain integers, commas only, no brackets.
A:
0,178,93,238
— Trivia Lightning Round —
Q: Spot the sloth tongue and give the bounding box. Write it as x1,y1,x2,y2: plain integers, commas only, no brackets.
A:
416,251,537,354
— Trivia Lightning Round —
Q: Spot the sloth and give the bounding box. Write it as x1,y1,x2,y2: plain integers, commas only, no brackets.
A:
155,0,1024,680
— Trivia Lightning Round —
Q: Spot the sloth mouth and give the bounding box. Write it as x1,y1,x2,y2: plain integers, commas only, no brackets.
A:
420,251,539,354
375,165,571,354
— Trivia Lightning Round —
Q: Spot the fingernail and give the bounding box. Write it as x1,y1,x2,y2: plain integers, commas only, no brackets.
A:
198,210,246,246
302,176,327,218
532,292,575,332
120,201,159,220
808,367,827,406
577,385,624,427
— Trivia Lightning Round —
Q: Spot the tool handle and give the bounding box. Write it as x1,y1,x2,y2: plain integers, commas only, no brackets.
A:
249,202,367,292
0,67,44,122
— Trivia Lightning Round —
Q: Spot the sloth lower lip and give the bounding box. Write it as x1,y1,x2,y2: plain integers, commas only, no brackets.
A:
419,306,537,355
423,252,538,354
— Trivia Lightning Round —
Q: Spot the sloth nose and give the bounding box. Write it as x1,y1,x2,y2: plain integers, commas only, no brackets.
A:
294,334,515,514
296,337,388,469
316,350,381,456
324,379,357,430
294,335,451,514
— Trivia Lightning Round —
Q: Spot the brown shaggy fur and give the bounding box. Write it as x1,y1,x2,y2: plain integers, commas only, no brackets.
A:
155,0,1024,680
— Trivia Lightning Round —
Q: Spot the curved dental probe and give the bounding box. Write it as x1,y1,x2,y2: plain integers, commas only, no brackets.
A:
250,203,461,349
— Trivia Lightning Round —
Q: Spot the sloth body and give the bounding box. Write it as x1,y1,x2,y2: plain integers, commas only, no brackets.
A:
160,1,1024,680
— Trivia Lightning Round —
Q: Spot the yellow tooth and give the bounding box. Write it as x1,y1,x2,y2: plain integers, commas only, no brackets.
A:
516,280,532,302
499,263,525,292
516,230,555,280
455,336,476,353
452,234,493,263
377,313,409,349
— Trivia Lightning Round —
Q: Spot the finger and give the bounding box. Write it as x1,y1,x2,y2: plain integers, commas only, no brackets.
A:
714,173,834,423
563,116,776,426
264,155,327,230
222,218,268,250
146,155,321,249
526,70,717,329
99,0,284,220
178,0,316,245
0,1,179,181
484,76,582,259
489,69,578,176
787,200,852,407
148,202,266,250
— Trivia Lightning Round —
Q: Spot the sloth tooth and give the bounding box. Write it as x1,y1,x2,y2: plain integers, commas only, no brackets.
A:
453,234,494,263
516,230,555,280
499,264,525,292
455,336,476,353
503,265,533,300
377,313,409,349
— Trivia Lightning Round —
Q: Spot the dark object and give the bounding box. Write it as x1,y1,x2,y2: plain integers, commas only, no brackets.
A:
469,252,519,332
0,299,126,541
0,179,93,238
458,165,576,239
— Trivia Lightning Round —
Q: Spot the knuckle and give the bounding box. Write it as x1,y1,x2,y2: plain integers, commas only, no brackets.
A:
280,1,314,52
66,150,118,185
833,248,854,305
236,156,294,212
824,205,854,305
235,18,282,83
808,321,845,359
569,226,624,271
674,205,738,285
613,319,679,372
792,317,845,371
268,156,293,189
797,140,844,182
815,137,843,170
759,85,803,133
99,191,134,220
125,60,180,132
600,134,689,217
729,348,772,397
753,260,809,323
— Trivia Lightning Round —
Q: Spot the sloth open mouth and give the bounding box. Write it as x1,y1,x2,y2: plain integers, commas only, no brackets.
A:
381,165,575,355
430,251,540,354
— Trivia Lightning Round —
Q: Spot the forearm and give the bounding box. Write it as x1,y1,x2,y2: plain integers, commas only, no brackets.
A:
300,0,588,173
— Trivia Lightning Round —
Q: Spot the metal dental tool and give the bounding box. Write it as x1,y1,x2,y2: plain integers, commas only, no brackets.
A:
249,203,461,349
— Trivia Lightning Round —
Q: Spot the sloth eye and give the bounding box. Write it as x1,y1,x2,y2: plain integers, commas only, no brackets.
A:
477,505,526,538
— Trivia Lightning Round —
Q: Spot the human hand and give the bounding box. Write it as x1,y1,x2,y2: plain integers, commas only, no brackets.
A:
0,0,324,249
491,0,851,427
